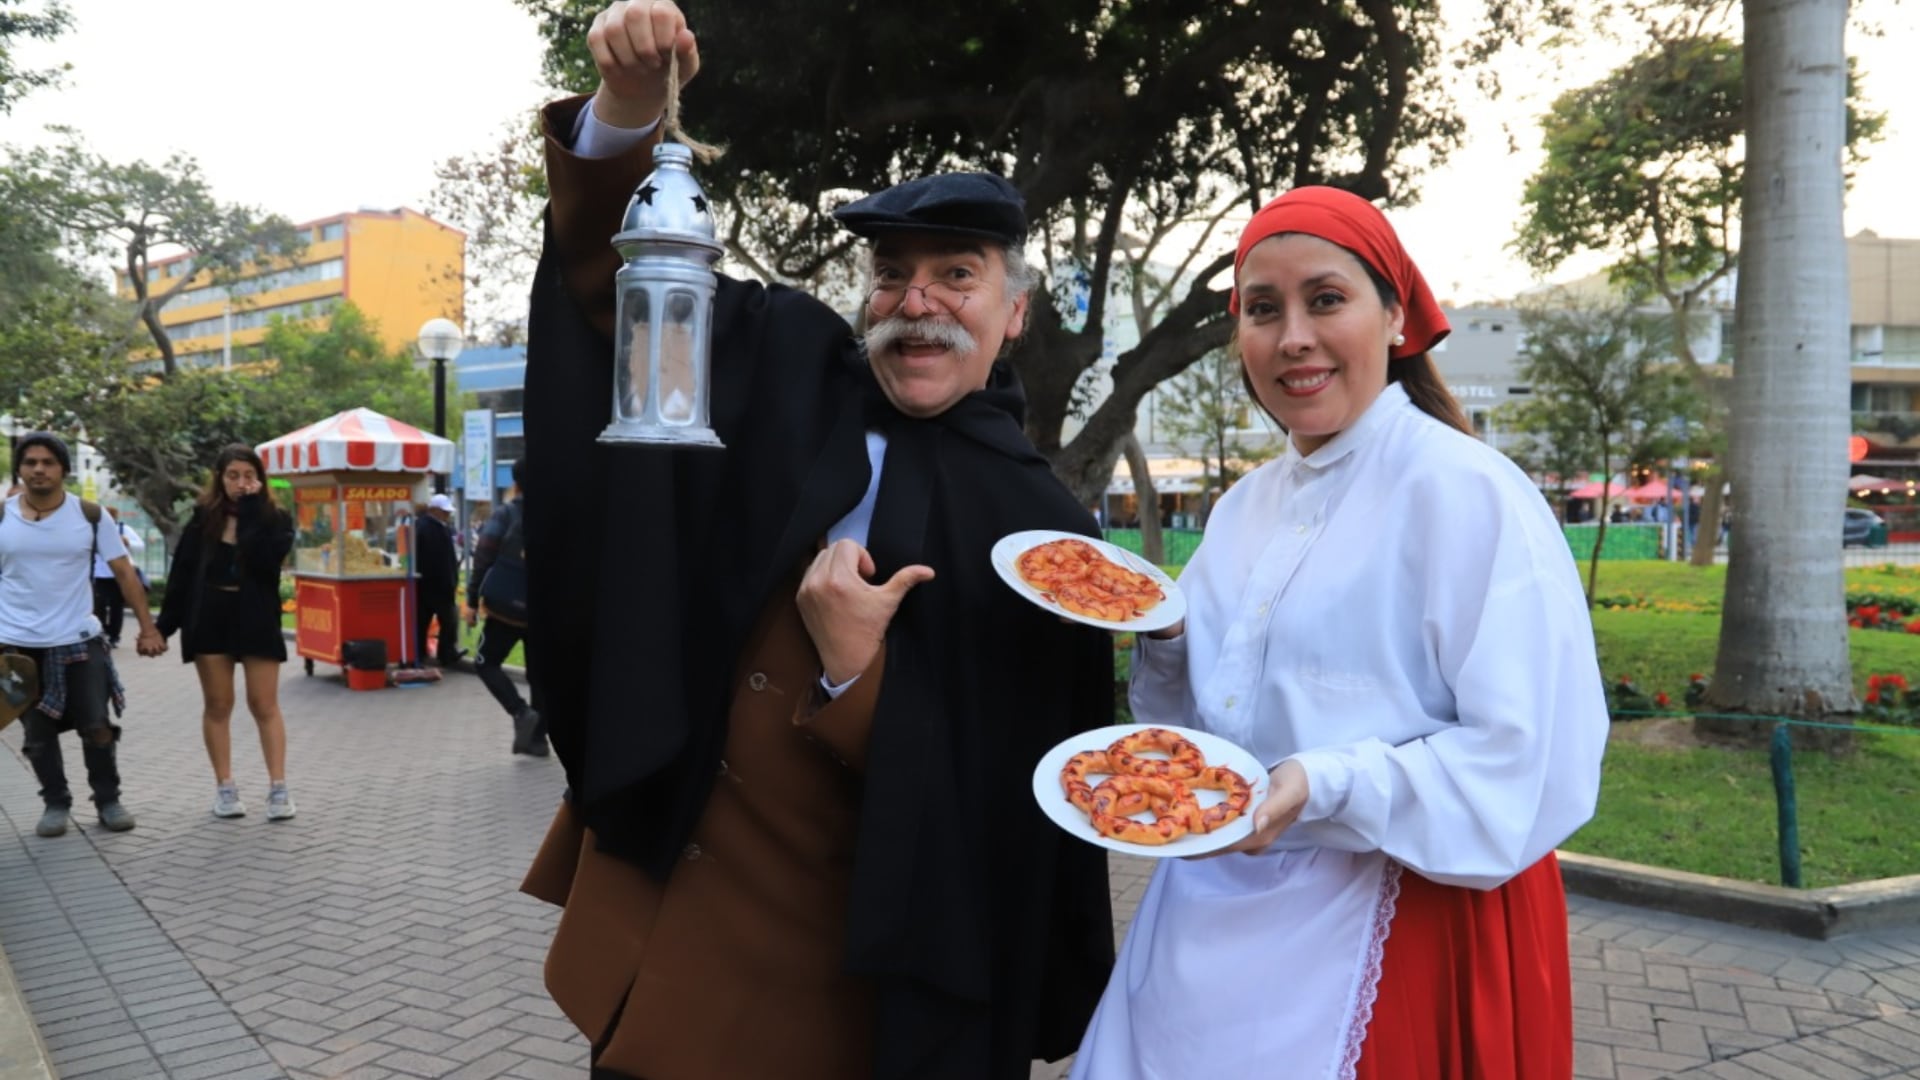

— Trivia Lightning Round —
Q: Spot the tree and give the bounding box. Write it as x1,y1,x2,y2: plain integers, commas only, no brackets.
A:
1709,0,1854,726
427,115,548,345
0,0,69,114
1495,399,1600,522
1156,348,1277,524
2,132,304,376
1513,29,1880,567
258,303,437,431
513,0,1492,502
1507,294,1705,604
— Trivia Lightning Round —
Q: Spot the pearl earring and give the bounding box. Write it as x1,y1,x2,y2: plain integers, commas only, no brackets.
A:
1392,333,1406,347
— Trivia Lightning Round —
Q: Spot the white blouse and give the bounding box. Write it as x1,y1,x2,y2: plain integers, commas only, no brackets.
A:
1132,381,1607,887
1071,383,1608,1080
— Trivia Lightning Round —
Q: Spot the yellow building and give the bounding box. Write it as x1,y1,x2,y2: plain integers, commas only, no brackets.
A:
119,207,464,370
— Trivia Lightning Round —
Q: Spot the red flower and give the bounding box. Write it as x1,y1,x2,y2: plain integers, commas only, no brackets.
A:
1688,673,1705,683
1867,689,1882,705
1861,605,1882,620
1870,674,1885,691
1907,619,1920,634
1893,674,1911,691
1654,692,1670,708
1619,675,1633,686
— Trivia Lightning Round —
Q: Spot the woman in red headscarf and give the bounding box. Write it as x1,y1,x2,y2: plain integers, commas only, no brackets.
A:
1069,189,1608,1079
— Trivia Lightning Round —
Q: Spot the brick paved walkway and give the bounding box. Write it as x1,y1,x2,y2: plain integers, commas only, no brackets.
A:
1,655,1916,1079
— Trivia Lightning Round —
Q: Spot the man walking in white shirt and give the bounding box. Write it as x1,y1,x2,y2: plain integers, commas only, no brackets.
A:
1,433,166,837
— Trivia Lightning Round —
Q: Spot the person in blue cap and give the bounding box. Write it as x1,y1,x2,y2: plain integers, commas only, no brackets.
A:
515,4,1114,1078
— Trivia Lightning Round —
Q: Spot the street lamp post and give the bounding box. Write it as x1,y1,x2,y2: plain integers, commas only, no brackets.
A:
415,318,465,494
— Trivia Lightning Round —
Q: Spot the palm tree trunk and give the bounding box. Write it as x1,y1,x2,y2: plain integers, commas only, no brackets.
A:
1705,0,1855,737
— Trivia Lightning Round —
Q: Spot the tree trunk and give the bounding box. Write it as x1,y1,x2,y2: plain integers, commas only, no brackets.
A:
1120,433,1165,564
1705,0,1855,738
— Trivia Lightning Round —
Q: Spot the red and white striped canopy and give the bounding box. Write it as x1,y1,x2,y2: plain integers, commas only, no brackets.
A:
257,408,454,475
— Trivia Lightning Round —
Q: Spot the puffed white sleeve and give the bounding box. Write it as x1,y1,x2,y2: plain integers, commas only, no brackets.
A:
1284,465,1609,889
1128,631,1194,726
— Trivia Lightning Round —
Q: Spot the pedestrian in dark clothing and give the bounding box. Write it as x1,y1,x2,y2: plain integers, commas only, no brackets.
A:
412,493,462,667
468,460,542,756
156,443,298,821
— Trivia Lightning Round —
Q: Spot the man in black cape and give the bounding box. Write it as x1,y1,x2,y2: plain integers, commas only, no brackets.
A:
517,4,1115,1079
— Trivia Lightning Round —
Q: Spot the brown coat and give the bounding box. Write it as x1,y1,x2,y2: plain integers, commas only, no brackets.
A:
523,575,887,1079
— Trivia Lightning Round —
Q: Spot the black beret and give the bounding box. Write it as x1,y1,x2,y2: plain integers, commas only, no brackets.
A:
832,172,1026,246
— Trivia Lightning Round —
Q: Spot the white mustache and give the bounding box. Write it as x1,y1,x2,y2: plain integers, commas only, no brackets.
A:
864,315,978,358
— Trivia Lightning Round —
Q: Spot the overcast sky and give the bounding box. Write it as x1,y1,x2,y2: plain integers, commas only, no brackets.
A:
7,0,1917,306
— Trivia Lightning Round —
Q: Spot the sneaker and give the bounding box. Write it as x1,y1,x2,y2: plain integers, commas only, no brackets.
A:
212,783,246,819
36,806,69,837
511,707,540,755
97,802,136,832
266,784,296,822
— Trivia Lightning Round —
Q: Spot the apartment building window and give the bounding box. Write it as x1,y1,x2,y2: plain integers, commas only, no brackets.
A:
169,296,341,341
160,259,344,312
319,222,345,242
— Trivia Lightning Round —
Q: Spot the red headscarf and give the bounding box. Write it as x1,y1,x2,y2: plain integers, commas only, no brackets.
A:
1229,186,1450,360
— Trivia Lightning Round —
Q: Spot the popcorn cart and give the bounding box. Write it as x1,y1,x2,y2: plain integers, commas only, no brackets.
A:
256,409,453,680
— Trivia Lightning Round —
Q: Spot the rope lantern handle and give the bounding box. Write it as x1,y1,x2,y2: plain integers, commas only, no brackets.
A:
666,51,724,164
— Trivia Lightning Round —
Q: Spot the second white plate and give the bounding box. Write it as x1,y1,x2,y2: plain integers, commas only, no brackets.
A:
1031,723,1269,858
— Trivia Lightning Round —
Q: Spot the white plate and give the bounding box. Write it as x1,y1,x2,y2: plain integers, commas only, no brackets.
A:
1031,723,1270,858
990,529,1185,633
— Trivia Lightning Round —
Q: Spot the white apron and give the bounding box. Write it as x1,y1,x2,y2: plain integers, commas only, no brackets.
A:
1070,849,1400,1080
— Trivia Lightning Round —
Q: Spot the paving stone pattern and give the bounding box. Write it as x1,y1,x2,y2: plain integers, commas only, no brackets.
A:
0,656,1915,1079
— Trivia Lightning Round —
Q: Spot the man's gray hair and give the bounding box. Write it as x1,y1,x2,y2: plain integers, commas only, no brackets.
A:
1002,246,1042,301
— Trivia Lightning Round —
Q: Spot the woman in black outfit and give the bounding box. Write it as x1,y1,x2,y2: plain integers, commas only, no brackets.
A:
157,444,298,822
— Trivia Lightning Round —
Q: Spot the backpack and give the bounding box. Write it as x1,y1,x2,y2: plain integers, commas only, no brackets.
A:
476,501,528,624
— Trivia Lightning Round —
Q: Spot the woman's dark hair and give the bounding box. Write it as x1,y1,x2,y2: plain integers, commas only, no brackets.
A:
1235,238,1474,440
198,443,279,544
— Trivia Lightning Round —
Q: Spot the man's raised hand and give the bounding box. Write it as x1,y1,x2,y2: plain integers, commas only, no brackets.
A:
587,1,701,130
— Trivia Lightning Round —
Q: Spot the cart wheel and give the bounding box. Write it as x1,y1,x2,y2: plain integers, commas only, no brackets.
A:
304,658,314,676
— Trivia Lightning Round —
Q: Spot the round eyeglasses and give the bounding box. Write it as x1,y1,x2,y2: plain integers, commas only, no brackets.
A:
865,281,974,319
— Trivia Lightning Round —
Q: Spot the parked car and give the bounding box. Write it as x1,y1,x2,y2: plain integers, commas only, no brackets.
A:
1844,507,1886,547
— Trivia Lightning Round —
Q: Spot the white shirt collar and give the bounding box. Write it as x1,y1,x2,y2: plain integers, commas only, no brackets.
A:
1285,381,1413,471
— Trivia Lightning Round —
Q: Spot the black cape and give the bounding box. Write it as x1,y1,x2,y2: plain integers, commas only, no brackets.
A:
523,224,1115,1078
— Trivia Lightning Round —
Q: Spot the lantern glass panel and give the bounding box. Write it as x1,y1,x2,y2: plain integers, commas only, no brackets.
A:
660,288,699,424
618,287,652,423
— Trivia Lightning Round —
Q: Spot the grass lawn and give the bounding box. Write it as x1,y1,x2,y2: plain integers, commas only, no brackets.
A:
1561,560,1920,888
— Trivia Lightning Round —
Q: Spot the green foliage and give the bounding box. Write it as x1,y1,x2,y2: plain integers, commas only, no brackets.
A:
0,0,70,113
0,130,305,375
512,0,1476,502
1512,31,1879,366
259,303,435,431
1515,35,1747,304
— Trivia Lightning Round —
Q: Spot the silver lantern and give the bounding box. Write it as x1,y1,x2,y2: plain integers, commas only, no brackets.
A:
598,142,725,449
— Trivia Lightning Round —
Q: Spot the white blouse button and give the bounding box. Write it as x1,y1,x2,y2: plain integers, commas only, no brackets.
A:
1225,695,1238,709
1294,524,1308,535
747,672,769,691
683,843,702,861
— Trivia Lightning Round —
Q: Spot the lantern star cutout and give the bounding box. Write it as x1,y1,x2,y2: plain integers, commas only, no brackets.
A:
635,182,659,205
692,194,709,214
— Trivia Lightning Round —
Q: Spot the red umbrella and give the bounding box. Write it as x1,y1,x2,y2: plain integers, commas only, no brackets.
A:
1624,479,1670,503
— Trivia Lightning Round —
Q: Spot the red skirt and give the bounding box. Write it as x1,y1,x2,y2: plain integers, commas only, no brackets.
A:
1353,854,1573,1080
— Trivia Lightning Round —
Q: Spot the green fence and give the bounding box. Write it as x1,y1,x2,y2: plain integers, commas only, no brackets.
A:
1564,523,1665,561
1102,528,1204,568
